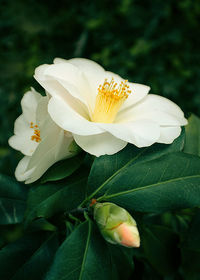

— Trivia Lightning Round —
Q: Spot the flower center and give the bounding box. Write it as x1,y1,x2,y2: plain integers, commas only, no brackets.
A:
92,78,131,123
30,122,41,143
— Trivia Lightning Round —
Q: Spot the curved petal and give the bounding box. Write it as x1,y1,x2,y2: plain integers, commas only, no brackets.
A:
118,109,186,126
13,114,29,135
118,83,150,115
117,94,187,124
99,120,161,148
25,132,74,184
48,97,104,135
73,132,127,157
8,134,39,156
158,126,182,144
15,156,34,182
53,58,106,111
8,115,39,156
21,88,42,123
34,62,93,113
67,58,105,73
36,96,49,126
24,118,75,184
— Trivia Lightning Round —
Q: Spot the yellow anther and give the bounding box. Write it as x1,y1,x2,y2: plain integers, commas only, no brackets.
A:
92,78,131,123
30,122,41,143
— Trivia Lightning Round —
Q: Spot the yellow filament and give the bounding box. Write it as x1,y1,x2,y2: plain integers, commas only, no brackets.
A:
30,122,41,143
92,78,131,123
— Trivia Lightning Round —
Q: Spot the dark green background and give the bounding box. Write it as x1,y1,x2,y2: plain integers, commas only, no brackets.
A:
0,0,200,174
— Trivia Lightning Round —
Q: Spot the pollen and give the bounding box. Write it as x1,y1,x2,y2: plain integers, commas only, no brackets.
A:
92,78,131,123
30,122,41,143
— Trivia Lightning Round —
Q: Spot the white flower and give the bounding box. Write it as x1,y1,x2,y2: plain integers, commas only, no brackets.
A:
34,58,187,157
8,88,75,184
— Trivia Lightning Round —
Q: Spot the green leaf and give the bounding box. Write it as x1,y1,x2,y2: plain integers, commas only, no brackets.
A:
179,210,200,278
0,232,58,280
182,208,200,252
26,218,57,233
184,114,200,156
41,153,85,183
142,225,179,276
97,152,200,213
181,249,200,280
108,245,134,280
45,219,114,280
0,174,27,225
86,130,185,200
25,177,87,225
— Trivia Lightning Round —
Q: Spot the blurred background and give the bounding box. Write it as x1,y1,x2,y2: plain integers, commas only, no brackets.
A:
0,0,200,175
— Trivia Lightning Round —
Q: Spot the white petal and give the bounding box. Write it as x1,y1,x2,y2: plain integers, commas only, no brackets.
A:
99,120,160,148
53,58,106,111
15,156,34,182
21,88,42,123
8,89,45,156
8,134,39,156
118,83,150,116
25,137,74,184
25,122,75,184
120,110,184,126
26,117,61,170
8,115,39,156
53,58,68,64
34,63,93,113
13,114,29,135
158,126,182,144
67,58,105,73
35,72,90,119
48,97,103,135
117,94,187,125
73,132,127,157
36,96,49,126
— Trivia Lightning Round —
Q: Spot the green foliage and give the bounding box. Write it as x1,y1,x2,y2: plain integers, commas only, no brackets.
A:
96,152,200,213
45,219,115,280
180,209,200,279
87,129,185,197
0,174,27,225
0,232,58,280
40,153,85,183
0,115,200,279
184,114,200,156
142,225,179,276
25,176,87,226
0,0,200,152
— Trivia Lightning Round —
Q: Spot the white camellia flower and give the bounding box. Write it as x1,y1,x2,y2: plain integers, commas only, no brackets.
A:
34,58,187,157
8,88,75,184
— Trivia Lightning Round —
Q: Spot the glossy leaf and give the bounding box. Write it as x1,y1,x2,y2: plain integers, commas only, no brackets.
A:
0,174,27,224
96,152,200,213
184,114,200,156
87,130,185,199
25,177,87,225
0,232,58,280
41,153,85,183
45,219,114,280
108,244,134,280
26,218,57,233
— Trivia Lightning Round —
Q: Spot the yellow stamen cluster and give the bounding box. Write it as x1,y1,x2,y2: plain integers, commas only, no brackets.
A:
30,122,41,143
92,78,131,123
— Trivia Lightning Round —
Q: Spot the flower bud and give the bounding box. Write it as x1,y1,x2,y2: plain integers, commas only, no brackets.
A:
93,202,140,248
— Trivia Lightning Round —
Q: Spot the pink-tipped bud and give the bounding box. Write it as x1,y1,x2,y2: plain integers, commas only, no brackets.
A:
93,202,140,248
